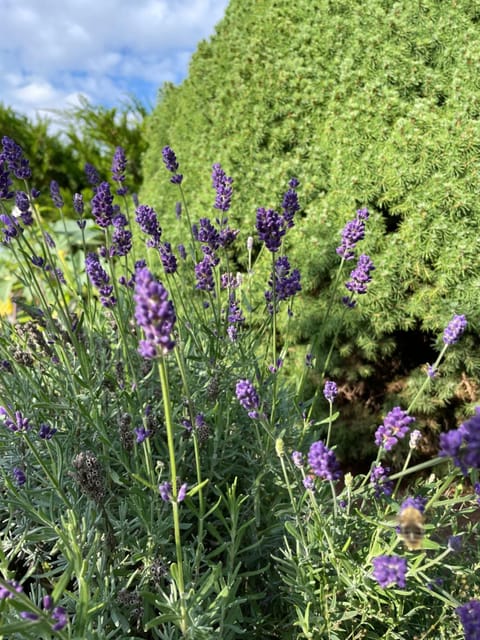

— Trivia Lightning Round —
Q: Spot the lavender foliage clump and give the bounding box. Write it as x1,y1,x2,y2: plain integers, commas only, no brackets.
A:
308,440,342,481
375,407,415,451
372,555,407,588
336,208,369,260
134,267,176,358
443,314,467,345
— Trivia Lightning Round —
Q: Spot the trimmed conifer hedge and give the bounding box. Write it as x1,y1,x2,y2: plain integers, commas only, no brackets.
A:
141,0,480,463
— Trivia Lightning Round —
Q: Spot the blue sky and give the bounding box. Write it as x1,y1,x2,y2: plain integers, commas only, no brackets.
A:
0,0,229,122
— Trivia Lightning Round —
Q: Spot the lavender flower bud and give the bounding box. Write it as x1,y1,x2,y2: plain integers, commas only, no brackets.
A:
50,180,64,208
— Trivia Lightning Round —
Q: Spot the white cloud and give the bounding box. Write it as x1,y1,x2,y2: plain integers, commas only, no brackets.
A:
0,0,229,121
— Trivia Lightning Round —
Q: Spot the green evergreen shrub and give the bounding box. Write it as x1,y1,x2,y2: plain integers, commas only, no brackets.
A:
141,0,480,465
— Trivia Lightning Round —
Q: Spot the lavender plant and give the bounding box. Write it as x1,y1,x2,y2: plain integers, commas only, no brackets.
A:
0,136,478,640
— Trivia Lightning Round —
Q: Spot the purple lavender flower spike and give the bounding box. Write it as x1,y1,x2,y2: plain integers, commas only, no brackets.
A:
160,242,178,274
256,207,286,252
135,426,151,443
177,482,188,503
0,160,13,200
372,555,407,588
439,406,480,475
159,481,172,502
85,252,115,307
0,579,22,600
307,440,342,481
400,495,427,513
236,379,260,419
91,182,115,228
443,314,467,345
13,466,26,486
134,267,176,358
212,163,233,212
292,451,304,467
2,409,31,432
323,380,338,403
1,136,32,180
135,204,162,247
50,180,64,208
85,162,101,187
374,407,415,451
226,294,245,342
345,254,375,295
265,256,301,312
336,208,369,260
456,600,480,640
370,464,393,497
197,217,220,249
73,193,84,215
282,178,300,228
51,606,68,631
162,146,183,184
111,146,128,195
110,226,132,258
195,246,218,292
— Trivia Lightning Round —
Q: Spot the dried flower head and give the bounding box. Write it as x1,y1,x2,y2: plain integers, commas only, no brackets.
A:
72,450,106,503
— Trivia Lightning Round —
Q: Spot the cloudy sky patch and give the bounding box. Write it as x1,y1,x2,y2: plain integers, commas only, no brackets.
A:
0,0,229,120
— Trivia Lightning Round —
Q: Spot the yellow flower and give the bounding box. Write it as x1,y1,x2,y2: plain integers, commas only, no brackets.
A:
0,297,14,317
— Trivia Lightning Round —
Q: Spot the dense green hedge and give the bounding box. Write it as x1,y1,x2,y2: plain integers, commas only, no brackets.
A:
141,0,480,462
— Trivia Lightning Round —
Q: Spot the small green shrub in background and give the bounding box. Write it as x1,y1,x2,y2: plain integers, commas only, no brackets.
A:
0,137,479,639
141,0,480,458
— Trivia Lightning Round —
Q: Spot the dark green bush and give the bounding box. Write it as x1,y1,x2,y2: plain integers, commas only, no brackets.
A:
140,0,480,464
